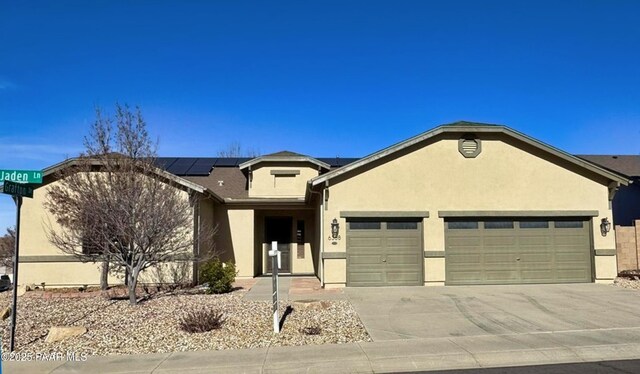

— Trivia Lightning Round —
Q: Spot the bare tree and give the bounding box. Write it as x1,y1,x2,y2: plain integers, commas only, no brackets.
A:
217,141,260,158
44,104,213,305
0,227,15,269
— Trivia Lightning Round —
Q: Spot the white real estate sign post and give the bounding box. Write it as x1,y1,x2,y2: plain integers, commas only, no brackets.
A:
269,241,281,333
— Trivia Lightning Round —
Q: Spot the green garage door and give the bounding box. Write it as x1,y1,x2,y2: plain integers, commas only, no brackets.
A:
347,219,423,287
445,218,592,285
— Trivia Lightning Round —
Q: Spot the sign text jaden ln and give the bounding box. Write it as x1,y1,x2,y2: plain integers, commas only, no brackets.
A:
0,170,43,184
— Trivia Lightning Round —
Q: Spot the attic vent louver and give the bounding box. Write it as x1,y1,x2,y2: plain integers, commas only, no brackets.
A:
458,134,481,158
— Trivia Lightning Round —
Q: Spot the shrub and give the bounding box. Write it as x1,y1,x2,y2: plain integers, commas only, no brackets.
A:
179,309,226,333
200,258,237,294
618,269,640,280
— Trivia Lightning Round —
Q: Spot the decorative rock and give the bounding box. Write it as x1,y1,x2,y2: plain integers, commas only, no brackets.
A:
45,326,87,343
16,285,27,296
0,306,10,320
26,283,37,291
292,299,331,311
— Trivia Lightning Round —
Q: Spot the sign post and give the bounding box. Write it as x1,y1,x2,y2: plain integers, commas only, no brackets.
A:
9,196,21,352
268,241,281,333
1,169,42,352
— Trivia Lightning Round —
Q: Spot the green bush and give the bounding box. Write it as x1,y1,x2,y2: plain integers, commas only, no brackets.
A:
200,258,237,294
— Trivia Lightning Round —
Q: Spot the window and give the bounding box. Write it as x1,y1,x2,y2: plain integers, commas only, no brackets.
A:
349,221,381,230
484,221,514,229
447,221,479,229
387,222,418,230
555,221,583,228
520,220,549,229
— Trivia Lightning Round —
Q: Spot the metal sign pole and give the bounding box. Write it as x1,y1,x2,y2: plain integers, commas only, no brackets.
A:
9,195,22,352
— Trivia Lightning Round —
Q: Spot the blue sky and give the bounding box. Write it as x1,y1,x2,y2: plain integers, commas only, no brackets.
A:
1,0,640,230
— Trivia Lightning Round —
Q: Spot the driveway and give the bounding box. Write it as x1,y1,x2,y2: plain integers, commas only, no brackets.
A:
345,283,640,341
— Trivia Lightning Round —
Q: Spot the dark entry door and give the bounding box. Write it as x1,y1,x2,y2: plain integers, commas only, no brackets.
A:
265,217,292,273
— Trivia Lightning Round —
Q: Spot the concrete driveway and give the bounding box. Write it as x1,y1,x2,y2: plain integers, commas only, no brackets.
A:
345,283,640,341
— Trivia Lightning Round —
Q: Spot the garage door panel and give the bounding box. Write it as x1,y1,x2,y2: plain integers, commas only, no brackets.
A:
447,253,482,264
349,271,385,286
446,218,592,285
483,237,518,246
348,237,383,247
387,253,421,265
485,271,519,282
386,271,422,284
349,254,384,265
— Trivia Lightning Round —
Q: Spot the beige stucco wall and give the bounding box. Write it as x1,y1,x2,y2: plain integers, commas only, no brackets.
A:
18,173,198,287
249,163,319,198
214,207,255,277
321,135,618,287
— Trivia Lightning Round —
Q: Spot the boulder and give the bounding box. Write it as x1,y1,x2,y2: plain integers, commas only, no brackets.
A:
45,326,87,343
0,306,10,320
292,299,331,311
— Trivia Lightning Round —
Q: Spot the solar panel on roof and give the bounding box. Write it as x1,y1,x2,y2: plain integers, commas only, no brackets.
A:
167,158,198,175
186,158,217,175
154,157,178,170
214,158,239,167
236,157,252,166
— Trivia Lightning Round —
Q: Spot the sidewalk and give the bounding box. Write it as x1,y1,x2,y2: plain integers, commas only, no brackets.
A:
6,328,640,373
7,279,640,373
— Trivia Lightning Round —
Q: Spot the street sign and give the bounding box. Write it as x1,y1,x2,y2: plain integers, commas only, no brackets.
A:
2,180,33,198
0,169,42,184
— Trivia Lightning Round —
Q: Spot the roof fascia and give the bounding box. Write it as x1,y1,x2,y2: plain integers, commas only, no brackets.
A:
311,125,629,187
239,156,330,170
42,157,210,193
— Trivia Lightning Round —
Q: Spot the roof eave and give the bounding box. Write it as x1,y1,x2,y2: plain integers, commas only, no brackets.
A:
311,124,629,187
239,156,330,170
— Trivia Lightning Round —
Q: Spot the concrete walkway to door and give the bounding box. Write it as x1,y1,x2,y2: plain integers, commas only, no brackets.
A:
345,283,640,341
241,276,345,301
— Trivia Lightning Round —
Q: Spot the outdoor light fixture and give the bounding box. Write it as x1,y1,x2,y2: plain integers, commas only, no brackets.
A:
331,218,340,239
600,217,611,237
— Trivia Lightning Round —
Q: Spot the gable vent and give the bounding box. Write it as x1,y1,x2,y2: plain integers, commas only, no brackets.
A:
458,135,481,158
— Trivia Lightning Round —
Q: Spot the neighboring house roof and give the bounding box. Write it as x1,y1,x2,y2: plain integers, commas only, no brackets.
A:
310,121,630,187
40,156,222,200
238,150,331,170
577,155,640,178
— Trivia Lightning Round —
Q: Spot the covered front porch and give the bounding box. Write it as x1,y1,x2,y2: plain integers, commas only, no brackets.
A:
253,208,319,276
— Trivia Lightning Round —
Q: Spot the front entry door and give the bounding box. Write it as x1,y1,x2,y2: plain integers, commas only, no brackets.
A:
265,217,292,273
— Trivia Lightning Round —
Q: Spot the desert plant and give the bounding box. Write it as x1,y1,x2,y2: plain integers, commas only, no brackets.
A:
200,258,237,294
179,309,225,333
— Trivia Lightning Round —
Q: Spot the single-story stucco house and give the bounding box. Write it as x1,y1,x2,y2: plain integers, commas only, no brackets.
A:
17,121,630,288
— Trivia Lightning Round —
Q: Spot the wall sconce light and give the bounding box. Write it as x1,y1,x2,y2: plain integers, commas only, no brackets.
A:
331,218,340,239
600,217,611,237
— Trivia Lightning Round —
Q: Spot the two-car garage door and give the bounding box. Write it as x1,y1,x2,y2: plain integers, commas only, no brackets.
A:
345,216,593,287
445,218,593,285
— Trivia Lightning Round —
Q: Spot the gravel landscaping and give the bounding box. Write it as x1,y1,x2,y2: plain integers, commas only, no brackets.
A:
0,289,371,356
613,276,640,290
